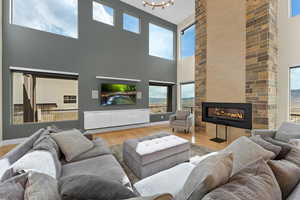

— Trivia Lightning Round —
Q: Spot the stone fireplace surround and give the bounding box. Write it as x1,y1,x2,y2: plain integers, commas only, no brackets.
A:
195,0,278,139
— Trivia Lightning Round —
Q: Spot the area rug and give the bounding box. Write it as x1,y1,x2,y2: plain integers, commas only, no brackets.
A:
111,144,214,184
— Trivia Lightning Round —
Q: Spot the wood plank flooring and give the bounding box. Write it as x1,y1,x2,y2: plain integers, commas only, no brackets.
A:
0,124,229,157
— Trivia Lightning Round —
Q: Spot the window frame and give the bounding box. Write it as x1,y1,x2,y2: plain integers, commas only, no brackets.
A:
92,1,115,27
180,23,196,59
149,82,173,114
180,81,195,110
9,0,79,39
122,12,141,34
148,22,175,61
11,69,79,125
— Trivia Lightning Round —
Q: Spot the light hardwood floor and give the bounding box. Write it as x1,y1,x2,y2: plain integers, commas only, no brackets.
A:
0,124,229,157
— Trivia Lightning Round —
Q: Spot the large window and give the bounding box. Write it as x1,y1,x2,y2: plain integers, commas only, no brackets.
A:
93,1,114,26
149,84,172,114
123,13,140,34
12,71,78,124
181,24,195,58
11,0,78,38
291,0,300,17
290,67,300,123
149,23,174,60
181,83,195,111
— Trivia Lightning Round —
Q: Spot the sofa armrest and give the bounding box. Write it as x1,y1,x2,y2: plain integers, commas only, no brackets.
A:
125,194,173,200
169,115,176,121
251,129,277,138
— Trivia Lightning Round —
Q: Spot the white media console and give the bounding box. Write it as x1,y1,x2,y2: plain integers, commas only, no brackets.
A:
84,109,150,130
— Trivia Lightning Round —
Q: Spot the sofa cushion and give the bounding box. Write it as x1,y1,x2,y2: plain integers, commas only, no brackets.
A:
176,152,233,200
51,129,94,162
263,137,293,159
202,159,281,200
61,154,131,188
24,171,60,200
176,111,189,120
289,139,300,149
0,158,11,181
5,150,60,179
69,138,112,162
249,135,281,158
268,159,300,199
59,175,136,200
134,162,195,197
170,120,187,127
222,136,275,175
276,122,300,142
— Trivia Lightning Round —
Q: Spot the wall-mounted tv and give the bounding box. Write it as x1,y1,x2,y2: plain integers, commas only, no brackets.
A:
101,83,137,106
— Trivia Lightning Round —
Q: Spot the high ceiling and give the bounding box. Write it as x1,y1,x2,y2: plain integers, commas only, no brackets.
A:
120,0,195,25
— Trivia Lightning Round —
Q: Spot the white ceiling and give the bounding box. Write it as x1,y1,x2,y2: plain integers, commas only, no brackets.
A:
120,0,195,25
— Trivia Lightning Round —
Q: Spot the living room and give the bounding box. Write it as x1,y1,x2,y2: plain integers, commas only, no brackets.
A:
1,0,300,199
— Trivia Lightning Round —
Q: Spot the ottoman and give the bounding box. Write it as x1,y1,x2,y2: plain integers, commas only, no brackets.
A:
123,133,190,179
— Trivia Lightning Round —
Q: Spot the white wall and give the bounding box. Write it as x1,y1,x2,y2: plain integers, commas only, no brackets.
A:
177,14,195,109
0,0,3,141
278,0,300,125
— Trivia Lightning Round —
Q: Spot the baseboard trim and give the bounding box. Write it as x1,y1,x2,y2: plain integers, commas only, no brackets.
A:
85,121,169,135
0,121,170,146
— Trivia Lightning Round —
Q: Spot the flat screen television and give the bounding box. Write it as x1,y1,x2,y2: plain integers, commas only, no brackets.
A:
100,83,137,105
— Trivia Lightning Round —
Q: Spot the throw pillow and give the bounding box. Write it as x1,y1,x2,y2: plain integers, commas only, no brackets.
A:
249,135,281,158
70,138,112,162
59,175,137,200
285,146,300,167
267,159,300,199
24,171,60,200
33,129,61,158
6,150,59,179
202,159,281,200
0,173,28,200
222,136,275,175
176,111,189,120
263,137,292,159
275,122,300,142
51,129,94,162
175,152,233,200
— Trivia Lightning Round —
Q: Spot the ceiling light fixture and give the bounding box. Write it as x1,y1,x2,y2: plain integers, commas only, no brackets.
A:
142,0,175,10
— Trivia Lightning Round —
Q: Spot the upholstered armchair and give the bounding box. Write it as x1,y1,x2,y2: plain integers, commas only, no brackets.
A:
169,110,193,133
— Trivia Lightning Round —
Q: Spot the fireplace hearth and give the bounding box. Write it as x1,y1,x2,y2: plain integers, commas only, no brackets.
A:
202,102,252,143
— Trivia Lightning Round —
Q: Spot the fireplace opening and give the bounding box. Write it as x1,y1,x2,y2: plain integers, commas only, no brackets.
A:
202,102,252,130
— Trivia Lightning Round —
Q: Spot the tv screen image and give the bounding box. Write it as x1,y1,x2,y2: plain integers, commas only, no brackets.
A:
101,83,137,105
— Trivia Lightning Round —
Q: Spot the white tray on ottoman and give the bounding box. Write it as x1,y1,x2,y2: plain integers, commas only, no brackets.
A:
123,133,190,179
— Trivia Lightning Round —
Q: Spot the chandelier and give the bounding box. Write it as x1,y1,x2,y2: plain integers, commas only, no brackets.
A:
142,0,175,9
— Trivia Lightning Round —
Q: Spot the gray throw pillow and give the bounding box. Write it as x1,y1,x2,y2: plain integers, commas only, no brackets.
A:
263,137,292,160
268,159,300,199
51,129,94,162
59,175,137,200
222,136,275,175
276,122,300,142
0,173,28,200
24,171,60,200
175,152,233,200
70,138,112,162
285,146,300,167
249,135,281,158
202,159,281,200
176,111,189,120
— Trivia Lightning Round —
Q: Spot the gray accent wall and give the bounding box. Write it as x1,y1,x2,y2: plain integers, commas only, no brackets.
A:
2,0,177,139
